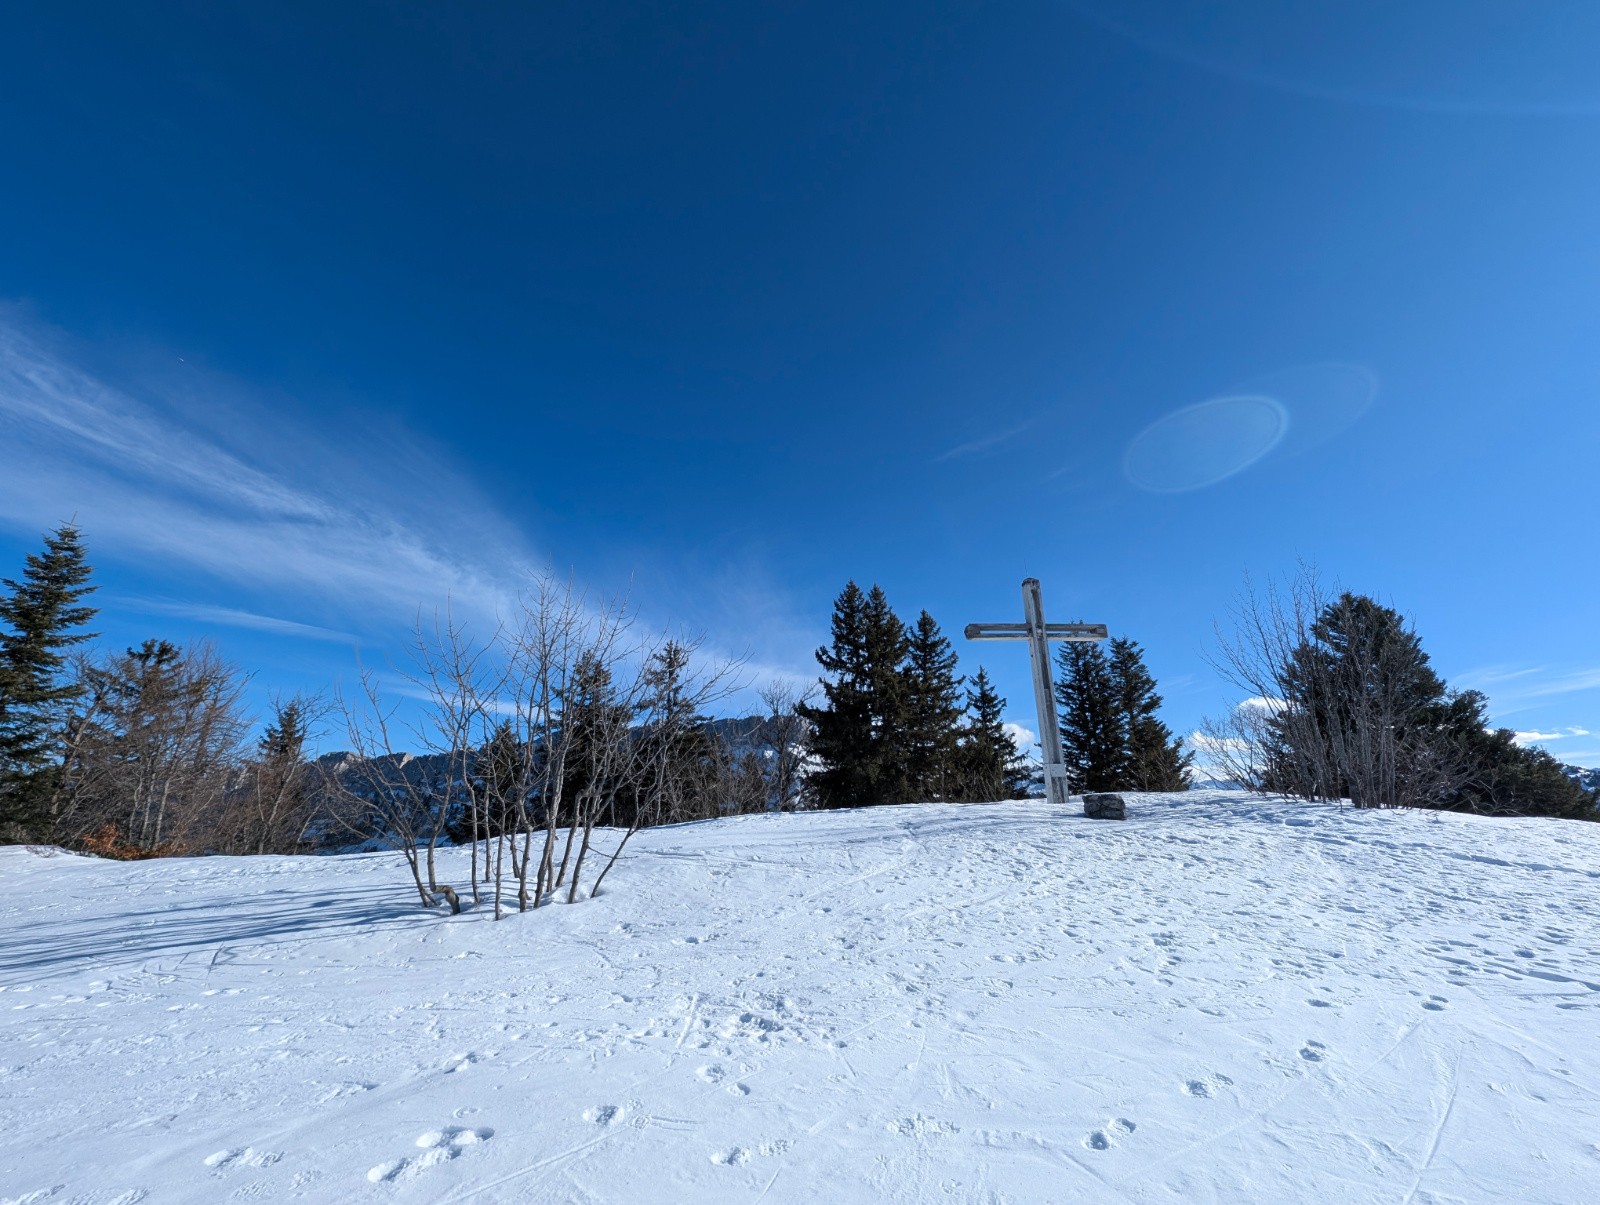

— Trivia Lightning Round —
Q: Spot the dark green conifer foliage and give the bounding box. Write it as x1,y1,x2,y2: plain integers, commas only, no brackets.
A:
799,583,873,808
559,650,630,816
955,666,1025,801
259,698,309,765
800,582,912,807
903,611,963,801
1437,692,1593,818
1055,640,1125,792
476,720,525,841
635,640,717,824
1270,592,1592,817
861,586,912,802
1108,637,1191,791
0,524,98,840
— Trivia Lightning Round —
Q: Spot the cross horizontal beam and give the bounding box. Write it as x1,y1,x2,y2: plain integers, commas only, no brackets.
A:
963,622,1108,642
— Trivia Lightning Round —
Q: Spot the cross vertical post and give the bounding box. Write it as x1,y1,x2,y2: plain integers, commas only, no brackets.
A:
1022,578,1071,806
964,578,1107,807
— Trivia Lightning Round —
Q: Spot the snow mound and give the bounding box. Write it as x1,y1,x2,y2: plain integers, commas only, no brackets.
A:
2,791,1598,1202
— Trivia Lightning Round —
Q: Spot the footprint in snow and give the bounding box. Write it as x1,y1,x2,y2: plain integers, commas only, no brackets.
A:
366,1127,493,1183
1084,1119,1135,1150
204,1148,282,1170
1423,996,1449,1011
710,1141,787,1166
583,1104,623,1125
887,1115,959,1138
1300,1041,1327,1062
1183,1074,1232,1098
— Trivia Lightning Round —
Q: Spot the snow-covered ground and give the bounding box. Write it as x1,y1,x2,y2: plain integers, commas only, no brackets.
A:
3,791,1599,1204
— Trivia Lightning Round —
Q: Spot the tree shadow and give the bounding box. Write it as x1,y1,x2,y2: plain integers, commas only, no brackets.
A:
2,881,436,979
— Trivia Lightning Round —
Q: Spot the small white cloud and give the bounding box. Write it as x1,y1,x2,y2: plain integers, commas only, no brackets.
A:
1239,695,1285,712
1003,722,1038,751
1511,726,1592,746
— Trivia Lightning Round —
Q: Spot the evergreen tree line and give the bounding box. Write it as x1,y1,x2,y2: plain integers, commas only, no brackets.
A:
800,581,1192,807
1055,637,1192,792
0,523,331,854
6,532,1592,866
798,581,1034,807
1209,578,1597,818
0,526,815,864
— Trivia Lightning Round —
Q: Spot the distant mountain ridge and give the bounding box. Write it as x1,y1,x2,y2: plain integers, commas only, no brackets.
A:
1561,764,1600,796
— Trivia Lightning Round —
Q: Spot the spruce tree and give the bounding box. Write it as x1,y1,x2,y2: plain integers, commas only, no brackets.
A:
955,666,1025,801
861,585,912,803
1271,593,1452,807
1055,640,1125,793
636,640,716,823
1267,591,1593,816
799,583,875,808
903,610,963,801
248,695,316,854
800,582,912,807
0,524,98,841
1107,637,1191,791
1436,692,1594,818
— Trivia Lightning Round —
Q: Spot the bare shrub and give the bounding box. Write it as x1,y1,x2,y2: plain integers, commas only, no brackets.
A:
1207,568,1471,809
54,640,249,852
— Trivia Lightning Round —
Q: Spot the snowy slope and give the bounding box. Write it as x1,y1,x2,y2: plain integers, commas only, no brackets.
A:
3,792,1599,1204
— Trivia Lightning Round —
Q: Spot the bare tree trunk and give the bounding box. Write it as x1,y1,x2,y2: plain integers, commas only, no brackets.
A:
591,824,641,896
493,826,506,921
556,810,580,888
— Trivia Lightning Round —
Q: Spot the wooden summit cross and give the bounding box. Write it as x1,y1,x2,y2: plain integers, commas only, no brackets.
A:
965,578,1107,806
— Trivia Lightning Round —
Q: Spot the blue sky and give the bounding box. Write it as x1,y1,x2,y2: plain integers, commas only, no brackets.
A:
2,1,1598,764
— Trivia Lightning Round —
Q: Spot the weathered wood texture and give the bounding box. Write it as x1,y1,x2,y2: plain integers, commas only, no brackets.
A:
963,578,1108,807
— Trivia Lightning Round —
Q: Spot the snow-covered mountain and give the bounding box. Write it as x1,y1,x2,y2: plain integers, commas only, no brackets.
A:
310,715,800,848
1561,762,1600,795
4,792,1597,1202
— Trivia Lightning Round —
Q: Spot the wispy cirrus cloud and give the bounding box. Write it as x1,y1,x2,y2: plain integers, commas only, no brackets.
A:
1454,663,1600,714
125,599,360,644
932,421,1033,463
0,312,534,632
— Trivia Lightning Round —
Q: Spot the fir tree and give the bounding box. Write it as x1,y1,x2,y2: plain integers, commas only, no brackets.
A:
861,585,912,803
259,697,310,766
1270,593,1595,817
955,666,1025,801
1436,692,1594,818
635,640,717,823
245,695,318,854
1270,593,1453,807
559,650,630,817
1055,640,1125,793
903,611,963,801
1107,637,1191,791
800,582,911,807
799,583,873,808
0,524,98,841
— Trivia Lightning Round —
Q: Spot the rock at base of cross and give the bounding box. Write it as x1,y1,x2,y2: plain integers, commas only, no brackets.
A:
1082,793,1126,820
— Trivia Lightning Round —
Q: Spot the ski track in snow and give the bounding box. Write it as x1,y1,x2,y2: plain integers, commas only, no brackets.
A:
2,791,1598,1202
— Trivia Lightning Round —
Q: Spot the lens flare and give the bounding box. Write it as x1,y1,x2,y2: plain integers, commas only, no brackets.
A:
1123,395,1288,493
